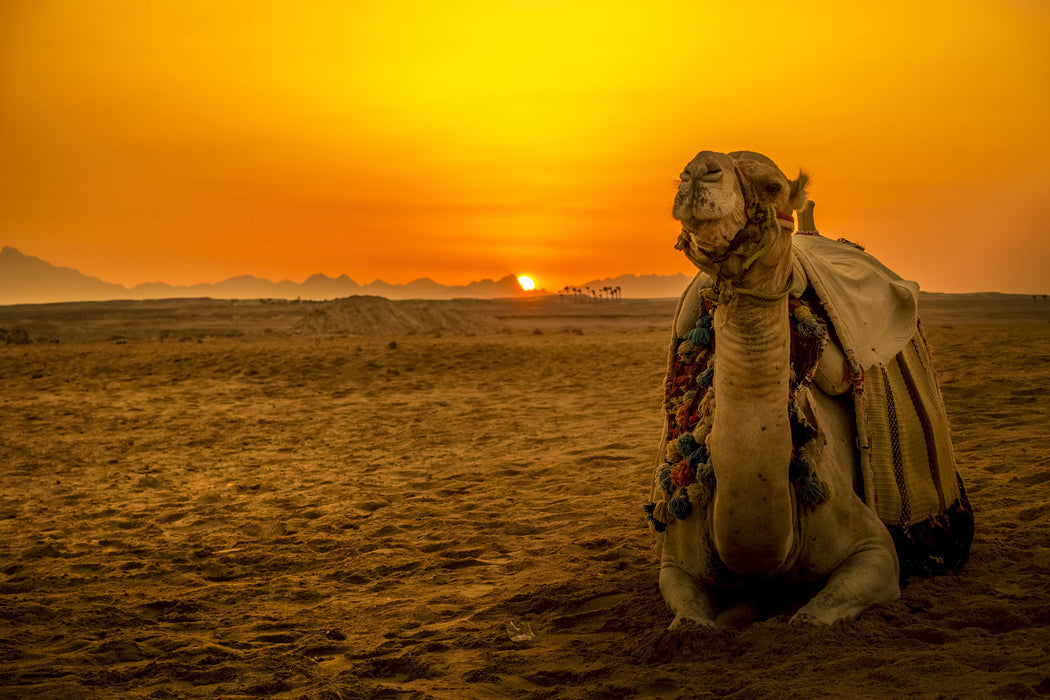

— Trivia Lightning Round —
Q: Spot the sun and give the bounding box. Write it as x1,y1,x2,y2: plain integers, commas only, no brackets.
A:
517,275,535,291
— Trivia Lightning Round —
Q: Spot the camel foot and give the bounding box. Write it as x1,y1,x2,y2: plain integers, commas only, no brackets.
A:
660,563,718,631
788,610,827,625
790,540,900,625
668,613,716,631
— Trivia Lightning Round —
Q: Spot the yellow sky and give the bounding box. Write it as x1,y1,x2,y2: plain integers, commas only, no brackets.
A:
2,0,1049,292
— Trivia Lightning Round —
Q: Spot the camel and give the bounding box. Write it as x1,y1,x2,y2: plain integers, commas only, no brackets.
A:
649,150,938,628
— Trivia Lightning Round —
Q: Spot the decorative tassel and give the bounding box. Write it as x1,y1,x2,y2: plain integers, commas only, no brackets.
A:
696,461,716,490
686,481,712,507
654,499,672,524
658,464,674,496
676,433,698,458
671,459,694,488
676,339,697,359
697,366,714,388
642,502,667,533
796,317,825,339
792,302,826,340
685,316,713,348
687,444,709,471
799,474,833,507
669,490,692,520
675,403,693,431
665,441,681,463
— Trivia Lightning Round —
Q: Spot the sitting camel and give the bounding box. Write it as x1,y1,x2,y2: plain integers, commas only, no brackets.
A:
647,150,972,627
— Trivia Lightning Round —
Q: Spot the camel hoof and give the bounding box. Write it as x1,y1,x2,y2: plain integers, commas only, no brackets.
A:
789,611,825,626
668,614,715,631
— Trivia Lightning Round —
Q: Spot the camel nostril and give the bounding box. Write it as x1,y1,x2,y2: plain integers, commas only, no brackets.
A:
699,167,723,183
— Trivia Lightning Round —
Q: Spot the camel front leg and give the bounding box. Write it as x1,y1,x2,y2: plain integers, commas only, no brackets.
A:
791,539,900,624
659,561,717,630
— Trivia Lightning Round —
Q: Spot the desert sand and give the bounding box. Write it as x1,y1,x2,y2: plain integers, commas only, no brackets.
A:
1,294,1049,699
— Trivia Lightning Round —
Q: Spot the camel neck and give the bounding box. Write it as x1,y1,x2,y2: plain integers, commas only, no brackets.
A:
708,292,796,577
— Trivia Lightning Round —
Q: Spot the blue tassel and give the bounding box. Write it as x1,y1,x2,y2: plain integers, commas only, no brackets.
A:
685,315,714,348
687,445,710,470
669,491,692,520
643,502,667,532
685,326,712,348
676,433,698,457
697,367,714,388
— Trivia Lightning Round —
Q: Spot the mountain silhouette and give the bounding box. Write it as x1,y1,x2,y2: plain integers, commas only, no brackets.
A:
0,246,691,305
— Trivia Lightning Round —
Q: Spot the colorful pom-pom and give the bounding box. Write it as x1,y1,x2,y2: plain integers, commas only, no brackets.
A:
800,474,832,507
696,461,716,489
658,464,674,495
669,490,692,520
675,403,693,430
676,433,698,457
793,305,813,322
686,481,712,507
654,499,672,524
671,459,695,488
665,441,682,463
796,317,825,339
643,502,667,532
685,325,712,348
697,367,714,388
687,445,710,470
676,339,697,358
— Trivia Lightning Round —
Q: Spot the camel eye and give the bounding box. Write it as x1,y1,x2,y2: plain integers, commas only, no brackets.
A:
763,182,782,197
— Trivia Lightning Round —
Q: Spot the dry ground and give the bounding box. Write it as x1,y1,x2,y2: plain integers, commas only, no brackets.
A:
1,296,1049,699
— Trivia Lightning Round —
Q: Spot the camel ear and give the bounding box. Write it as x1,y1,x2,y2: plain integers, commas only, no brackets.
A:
788,171,809,211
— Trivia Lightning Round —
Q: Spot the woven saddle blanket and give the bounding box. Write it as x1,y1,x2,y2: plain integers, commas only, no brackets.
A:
669,234,972,573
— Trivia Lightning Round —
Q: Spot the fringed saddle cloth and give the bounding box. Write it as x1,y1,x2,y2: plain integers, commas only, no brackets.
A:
669,234,974,577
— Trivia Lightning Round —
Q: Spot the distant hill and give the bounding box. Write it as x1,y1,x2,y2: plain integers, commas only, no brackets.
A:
0,247,128,305
0,247,692,305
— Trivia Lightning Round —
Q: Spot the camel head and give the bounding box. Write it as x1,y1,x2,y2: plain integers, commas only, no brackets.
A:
673,150,808,285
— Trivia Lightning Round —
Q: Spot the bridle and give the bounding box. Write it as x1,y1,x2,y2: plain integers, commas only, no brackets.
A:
680,163,796,304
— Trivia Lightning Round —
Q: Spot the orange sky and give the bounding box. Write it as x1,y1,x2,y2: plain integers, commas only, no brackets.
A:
2,1,1049,293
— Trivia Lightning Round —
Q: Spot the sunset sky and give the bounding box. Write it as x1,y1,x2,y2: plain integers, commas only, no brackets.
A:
2,1,1049,294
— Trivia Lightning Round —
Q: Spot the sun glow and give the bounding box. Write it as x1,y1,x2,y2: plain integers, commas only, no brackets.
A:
517,276,535,291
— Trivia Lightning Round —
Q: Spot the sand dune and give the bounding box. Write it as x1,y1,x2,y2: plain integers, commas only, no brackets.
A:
1,296,1049,698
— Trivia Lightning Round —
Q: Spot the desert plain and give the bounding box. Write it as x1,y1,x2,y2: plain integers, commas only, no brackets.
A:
1,293,1049,699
